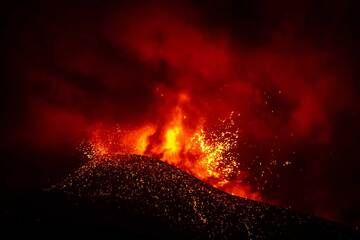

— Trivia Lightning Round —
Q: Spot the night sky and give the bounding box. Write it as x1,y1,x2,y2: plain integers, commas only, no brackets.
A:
1,0,359,226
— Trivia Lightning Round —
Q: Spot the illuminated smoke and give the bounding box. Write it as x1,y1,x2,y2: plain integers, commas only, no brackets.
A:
4,0,356,224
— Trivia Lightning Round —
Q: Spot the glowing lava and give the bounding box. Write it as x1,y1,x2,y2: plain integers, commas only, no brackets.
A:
84,94,260,200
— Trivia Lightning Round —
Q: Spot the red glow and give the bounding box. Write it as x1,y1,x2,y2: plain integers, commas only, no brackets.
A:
10,1,355,224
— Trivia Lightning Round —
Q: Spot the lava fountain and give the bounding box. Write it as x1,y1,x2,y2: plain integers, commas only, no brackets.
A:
83,93,260,200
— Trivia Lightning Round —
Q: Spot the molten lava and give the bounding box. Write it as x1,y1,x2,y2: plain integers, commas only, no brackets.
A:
85,93,260,200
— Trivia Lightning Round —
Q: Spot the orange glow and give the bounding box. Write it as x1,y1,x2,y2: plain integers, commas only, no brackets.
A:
160,108,184,164
85,94,260,200
125,125,156,153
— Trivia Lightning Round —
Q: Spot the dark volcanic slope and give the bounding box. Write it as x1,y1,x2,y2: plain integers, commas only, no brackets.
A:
55,154,356,239
2,155,358,239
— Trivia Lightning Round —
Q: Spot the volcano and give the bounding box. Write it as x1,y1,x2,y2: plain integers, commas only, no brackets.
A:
1,154,357,239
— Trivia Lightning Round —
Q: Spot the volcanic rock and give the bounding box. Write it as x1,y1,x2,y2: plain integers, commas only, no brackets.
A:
1,154,358,239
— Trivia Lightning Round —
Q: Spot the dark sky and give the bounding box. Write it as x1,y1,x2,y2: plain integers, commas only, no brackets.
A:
1,0,359,226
